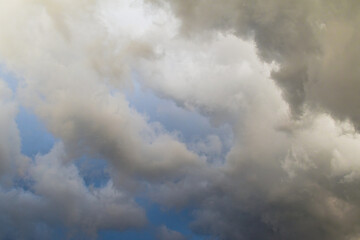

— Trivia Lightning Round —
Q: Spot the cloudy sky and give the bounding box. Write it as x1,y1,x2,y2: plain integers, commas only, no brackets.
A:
0,0,360,239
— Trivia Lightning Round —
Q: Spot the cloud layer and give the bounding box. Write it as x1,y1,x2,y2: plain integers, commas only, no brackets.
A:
0,0,360,239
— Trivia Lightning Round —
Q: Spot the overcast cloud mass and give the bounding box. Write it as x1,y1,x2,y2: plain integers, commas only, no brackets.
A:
0,0,360,239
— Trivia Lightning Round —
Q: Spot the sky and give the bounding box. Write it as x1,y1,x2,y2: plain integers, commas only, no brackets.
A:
0,0,360,239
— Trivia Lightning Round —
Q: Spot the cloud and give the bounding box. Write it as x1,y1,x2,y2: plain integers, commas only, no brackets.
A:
0,142,147,239
0,0,203,184
133,3,360,238
157,225,186,240
153,0,360,128
0,0,201,236
0,80,29,185
0,82,146,238
30,143,147,235
186,114,360,240
0,0,360,239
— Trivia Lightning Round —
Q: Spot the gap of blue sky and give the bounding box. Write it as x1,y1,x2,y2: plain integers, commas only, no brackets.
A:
126,79,233,162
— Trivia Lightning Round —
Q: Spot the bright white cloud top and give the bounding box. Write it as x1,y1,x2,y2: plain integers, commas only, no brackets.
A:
0,0,360,239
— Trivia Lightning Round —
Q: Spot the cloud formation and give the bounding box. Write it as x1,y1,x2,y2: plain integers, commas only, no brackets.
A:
0,0,360,239
154,0,360,126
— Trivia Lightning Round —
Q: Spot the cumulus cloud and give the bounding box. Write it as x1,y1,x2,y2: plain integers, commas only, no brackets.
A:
0,0,203,184
183,114,360,240
30,143,147,235
0,85,146,239
152,0,360,128
0,0,360,239
0,142,147,239
0,0,202,236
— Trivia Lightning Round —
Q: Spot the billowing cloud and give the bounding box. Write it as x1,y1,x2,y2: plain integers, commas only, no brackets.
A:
30,143,147,235
0,144,147,239
152,0,360,128
137,25,360,237
0,0,360,239
0,85,146,239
